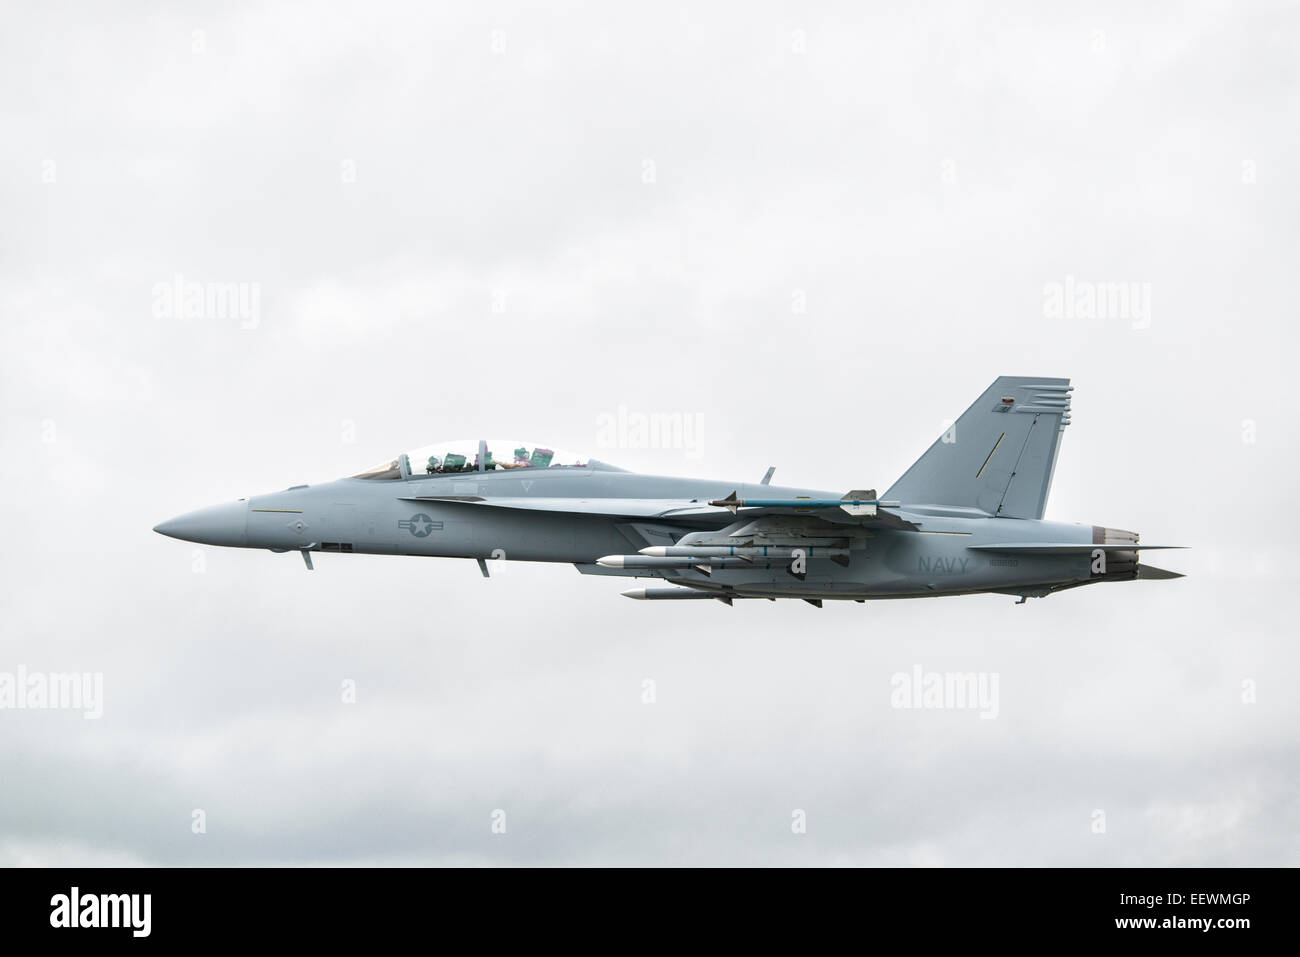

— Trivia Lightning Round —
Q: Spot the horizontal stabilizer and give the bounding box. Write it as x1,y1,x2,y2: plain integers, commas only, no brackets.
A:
969,543,1183,555
1137,564,1185,580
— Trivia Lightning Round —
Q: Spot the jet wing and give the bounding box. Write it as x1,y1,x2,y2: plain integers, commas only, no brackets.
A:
399,495,729,520
401,489,919,529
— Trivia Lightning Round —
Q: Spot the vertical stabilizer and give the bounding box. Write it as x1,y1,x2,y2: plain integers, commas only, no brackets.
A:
884,377,1072,518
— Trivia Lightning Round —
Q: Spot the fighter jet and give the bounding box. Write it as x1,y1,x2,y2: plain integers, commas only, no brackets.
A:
153,376,1182,605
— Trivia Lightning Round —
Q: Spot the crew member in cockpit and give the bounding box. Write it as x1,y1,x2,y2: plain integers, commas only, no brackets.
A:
500,446,533,469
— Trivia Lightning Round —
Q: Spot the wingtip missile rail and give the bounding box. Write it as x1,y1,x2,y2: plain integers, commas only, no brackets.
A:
708,489,901,515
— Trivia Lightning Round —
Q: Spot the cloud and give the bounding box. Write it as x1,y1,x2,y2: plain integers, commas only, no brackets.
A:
1,0,1297,866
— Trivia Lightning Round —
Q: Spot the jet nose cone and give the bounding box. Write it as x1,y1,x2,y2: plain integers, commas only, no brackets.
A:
153,501,248,547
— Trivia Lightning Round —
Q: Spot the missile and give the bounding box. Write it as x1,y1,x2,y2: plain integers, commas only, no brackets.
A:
621,587,733,602
596,554,754,570
599,555,690,569
639,545,850,560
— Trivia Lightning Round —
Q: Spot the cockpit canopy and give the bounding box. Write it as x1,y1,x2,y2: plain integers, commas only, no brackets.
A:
351,440,614,480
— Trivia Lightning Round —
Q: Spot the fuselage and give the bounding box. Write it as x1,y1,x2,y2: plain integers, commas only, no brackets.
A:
155,465,1111,601
155,379,1178,603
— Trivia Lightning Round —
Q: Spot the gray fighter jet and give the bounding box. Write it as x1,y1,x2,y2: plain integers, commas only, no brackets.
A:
153,376,1182,605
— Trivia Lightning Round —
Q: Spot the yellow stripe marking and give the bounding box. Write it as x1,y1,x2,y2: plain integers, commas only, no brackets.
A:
976,433,1005,478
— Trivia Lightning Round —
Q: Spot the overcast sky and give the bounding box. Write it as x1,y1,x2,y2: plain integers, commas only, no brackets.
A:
2,0,1297,865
